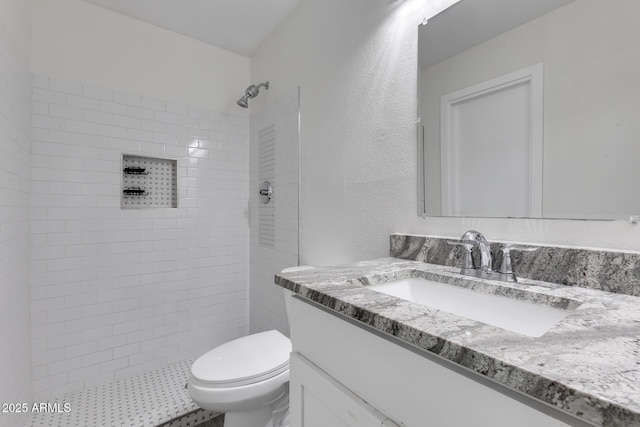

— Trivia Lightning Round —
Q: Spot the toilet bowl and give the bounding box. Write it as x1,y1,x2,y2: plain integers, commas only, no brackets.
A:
187,266,315,427
188,330,291,427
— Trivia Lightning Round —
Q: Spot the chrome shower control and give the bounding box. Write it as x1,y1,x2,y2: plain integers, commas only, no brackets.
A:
259,181,272,204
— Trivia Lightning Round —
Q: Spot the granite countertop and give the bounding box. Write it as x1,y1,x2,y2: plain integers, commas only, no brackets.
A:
275,257,640,427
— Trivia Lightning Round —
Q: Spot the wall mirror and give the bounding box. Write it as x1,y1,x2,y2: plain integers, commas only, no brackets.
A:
418,0,640,220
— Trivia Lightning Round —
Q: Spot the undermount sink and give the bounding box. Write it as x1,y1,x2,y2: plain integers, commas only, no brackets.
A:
368,277,577,337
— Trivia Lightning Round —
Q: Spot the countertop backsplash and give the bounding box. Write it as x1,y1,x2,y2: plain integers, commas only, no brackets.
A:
390,234,640,297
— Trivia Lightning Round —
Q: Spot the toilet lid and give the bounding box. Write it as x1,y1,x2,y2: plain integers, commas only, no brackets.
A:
191,330,291,386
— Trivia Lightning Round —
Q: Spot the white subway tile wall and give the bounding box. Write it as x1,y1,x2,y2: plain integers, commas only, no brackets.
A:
30,75,250,400
0,16,33,426
249,88,299,335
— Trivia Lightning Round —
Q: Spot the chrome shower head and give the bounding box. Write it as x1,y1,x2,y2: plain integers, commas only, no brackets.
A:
236,81,269,108
237,95,249,108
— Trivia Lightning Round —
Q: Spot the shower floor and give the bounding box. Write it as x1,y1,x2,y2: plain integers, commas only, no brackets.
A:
27,359,220,427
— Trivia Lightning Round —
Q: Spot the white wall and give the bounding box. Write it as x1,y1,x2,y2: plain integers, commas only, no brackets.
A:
251,0,640,270
29,75,250,400
0,0,31,66
30,0,250,115
0,0,32,425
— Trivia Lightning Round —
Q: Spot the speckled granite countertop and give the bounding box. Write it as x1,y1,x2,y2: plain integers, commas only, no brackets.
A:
275,258,640,427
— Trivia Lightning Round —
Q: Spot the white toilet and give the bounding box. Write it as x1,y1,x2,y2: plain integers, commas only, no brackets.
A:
187,266,314,427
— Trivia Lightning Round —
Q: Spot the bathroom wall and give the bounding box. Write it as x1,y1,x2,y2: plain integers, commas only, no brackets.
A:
30,0,250,114
249,88,300,335
0,0,33,423
29,75,250,400
26,0,253,401
251,0,640,270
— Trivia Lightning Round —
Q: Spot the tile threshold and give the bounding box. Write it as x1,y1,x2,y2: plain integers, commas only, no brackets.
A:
28,359,218,427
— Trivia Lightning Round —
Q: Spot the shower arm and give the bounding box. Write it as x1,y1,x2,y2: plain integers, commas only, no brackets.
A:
246,81,269,99
253,82,269,92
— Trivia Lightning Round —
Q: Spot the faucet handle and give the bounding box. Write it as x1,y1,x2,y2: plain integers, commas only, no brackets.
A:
446,240,475,269
497,244,538,274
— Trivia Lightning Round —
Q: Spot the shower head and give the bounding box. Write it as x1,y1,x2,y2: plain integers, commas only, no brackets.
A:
237,81,269,108
237,95,249,108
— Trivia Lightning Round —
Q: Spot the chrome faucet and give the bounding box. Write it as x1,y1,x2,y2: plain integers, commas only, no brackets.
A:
447,230,537,282
460,230,492,272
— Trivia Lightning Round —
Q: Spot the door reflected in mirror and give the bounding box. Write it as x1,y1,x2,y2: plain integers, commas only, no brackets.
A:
418,0,640,220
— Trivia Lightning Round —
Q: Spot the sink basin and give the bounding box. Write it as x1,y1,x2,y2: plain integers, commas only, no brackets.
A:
368,277,575,337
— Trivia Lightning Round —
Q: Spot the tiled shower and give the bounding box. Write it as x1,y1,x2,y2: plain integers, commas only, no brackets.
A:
29,74,251,401
1,1,303,424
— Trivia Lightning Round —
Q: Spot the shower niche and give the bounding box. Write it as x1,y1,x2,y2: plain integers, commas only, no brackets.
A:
121,154,177,209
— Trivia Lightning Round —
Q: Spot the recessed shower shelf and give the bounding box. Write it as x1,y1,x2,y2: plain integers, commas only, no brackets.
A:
121,154,177,209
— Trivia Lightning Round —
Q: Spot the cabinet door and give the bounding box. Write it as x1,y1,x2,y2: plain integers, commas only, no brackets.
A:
289,352,390,427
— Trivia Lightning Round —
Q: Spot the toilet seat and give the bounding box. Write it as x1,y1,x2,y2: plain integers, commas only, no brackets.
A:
191,330,291,388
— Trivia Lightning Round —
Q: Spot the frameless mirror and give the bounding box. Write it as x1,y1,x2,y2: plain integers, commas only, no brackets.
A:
418,0,640,220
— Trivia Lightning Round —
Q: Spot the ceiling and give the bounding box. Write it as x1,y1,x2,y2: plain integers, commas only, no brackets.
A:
82,0,303,56
419,0,574,69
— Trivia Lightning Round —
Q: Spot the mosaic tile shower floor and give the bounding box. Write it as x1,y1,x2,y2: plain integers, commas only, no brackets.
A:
28,359,220,427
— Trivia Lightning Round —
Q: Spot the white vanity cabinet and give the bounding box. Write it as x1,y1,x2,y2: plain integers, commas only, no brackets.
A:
289,353,399,427
288,295,587,427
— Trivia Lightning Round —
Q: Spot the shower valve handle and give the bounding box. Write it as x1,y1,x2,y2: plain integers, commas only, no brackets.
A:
259,181,272,204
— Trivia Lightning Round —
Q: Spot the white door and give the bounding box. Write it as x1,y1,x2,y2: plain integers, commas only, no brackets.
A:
289,352,395,427
441,64,543,217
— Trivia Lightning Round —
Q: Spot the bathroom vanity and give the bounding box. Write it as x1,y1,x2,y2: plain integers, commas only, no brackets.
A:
276,245,640,427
